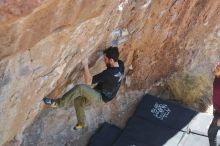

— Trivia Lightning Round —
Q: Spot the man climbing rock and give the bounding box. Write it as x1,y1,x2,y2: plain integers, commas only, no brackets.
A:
208,62,220,146
43,46,124,130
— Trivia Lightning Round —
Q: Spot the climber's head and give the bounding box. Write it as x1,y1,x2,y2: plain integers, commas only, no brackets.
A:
103,46,119,67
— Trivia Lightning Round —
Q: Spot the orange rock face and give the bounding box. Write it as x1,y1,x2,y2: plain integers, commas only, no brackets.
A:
0,0,220,145
0,0,43,24
120,0,220,89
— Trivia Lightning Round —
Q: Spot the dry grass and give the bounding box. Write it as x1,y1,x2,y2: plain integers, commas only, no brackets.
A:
165,72,212,111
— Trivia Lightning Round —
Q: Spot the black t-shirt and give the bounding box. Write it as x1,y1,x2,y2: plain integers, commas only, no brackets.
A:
92,60,124,102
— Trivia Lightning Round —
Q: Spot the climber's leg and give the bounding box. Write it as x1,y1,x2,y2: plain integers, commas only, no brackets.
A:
72,85,103,130
57,84,102,106
73,96,88,130
42,85,83,108
43,84,102,108
43,84,103,129
208,111,220,146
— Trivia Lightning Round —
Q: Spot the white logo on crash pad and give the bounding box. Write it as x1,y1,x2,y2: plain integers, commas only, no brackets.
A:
151,102,171,120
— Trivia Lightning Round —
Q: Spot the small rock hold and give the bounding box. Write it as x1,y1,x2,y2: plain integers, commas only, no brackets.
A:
111,40,119,47
128,65,133,70
43,76,49,80
121,29,129,37
111,28,122,39
216,29,220,37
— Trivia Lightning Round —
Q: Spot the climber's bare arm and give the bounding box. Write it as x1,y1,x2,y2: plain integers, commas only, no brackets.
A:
82,58,92,85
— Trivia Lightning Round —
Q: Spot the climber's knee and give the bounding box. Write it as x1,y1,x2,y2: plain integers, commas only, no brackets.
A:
74,84,82,91
74,96,88,107
74,97,81,106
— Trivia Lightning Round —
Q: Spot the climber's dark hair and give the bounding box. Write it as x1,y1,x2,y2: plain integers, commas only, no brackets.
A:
103,46,119,62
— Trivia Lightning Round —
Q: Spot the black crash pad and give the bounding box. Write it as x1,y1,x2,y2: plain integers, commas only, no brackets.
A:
88,122,122,146
113,116,180,146
134,94,197,131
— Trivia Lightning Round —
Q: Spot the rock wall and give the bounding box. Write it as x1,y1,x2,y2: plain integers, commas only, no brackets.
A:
0,0,220,145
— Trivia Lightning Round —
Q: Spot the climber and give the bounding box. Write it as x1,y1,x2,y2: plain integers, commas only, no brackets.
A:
208,61,220,146
43,46,124,130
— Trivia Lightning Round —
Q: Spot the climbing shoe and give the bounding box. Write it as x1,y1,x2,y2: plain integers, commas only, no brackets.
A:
43,97,58,108
73,123,86,130
50,102,58,108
